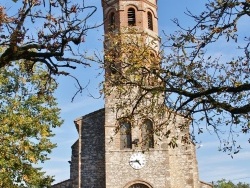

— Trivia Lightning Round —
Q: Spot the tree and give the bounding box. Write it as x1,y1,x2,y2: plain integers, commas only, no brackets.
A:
0,58,62,187
0,0,98,186
161,0,250,153
213,179,250,188
0,0,99,97
99,0,250,154
0,0,98,185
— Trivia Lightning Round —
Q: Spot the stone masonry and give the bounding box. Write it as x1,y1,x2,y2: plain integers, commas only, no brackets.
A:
52,0,213,187
53,108,212,188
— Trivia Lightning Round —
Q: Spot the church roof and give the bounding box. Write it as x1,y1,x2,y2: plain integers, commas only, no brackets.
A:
73,108,105,133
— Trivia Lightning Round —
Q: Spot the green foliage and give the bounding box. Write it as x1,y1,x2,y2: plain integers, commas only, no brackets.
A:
0,60,63,187
0,0,98,185
213,179,250,188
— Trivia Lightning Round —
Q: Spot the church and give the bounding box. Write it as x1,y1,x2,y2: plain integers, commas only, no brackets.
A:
52,0,212,187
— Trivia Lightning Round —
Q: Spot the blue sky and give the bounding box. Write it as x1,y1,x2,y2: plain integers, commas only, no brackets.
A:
42,0,250,185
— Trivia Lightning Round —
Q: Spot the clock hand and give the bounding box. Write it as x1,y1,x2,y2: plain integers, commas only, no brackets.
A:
130,160,141,165
135,159,141,165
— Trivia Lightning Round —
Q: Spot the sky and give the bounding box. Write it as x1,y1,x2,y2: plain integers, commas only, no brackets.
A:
41,0,250,185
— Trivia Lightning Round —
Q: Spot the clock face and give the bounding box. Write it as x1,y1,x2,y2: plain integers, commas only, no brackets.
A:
129,153,146,170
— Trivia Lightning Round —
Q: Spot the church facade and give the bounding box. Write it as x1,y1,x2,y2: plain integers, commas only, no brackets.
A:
52,0,212,187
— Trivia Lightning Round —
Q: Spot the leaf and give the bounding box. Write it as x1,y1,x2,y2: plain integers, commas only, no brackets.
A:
0,59,62,187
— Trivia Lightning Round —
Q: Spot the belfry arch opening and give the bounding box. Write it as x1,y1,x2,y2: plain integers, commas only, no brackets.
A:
128,8,136,26
147,11,153,30
120,122,132,149
109,12,115,30
142,119,154,149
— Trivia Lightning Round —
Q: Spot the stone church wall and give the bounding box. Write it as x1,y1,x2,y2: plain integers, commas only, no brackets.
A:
105,150,171,188
168,143,199,188
166,115,199,188
70,140,79,187
104,105,204,188
71,109,106,188
166,113,213,188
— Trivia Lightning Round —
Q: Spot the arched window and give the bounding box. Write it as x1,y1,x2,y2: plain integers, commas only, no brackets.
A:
129,183,150,188
109,12,115,30
147,12,153,30
142,119,154,149
120,122,132,149
128,8,136,26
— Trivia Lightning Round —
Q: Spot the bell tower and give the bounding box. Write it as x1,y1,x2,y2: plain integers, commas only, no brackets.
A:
101,0,210,188
102,0,158,37
102,1,172,188
102,0,160,111
52,1,212,188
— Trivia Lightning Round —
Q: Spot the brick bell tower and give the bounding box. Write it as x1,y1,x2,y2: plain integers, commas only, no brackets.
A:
101,0,211,188
102,0,163,188
102,0,158,36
